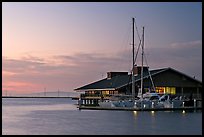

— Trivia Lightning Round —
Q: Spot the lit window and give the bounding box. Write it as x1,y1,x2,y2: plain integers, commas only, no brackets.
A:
156,87,165,94
165,87,176,94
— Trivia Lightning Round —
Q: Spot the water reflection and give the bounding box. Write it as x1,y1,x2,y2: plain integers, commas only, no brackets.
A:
3,98,202,135
151,111,155,116
182,110,186,114
133,111,137,116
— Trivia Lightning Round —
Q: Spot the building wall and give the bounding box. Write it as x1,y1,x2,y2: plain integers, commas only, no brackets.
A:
125,69,202,99
81,69,202,100
137,70,202,99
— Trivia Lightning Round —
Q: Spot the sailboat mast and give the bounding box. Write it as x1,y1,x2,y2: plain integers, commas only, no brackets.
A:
141,26,144,99
132,18,135,100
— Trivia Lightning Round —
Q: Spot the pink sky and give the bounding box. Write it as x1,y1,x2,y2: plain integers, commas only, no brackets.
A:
2,2,202,95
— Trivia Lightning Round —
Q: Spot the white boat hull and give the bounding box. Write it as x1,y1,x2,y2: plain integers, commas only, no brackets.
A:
99,100,134,108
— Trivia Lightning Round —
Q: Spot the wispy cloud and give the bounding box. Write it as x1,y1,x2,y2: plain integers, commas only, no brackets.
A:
2,52,130,94
170,40,202,49
145,40,202,79
2,40,202,94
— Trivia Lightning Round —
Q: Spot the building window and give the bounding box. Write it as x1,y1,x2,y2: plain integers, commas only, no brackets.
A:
165,87,176,94
105,90,109,95
109,90,114,94
156,87,165,94
156,87,176,94
101,90,118,95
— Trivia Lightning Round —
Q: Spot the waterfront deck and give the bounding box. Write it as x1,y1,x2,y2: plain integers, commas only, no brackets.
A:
78,106,202,111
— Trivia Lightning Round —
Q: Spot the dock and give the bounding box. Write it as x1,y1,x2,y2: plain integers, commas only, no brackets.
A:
78,106,202,111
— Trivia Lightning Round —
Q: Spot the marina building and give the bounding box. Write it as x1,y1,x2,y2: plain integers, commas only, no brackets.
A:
74,66,202,105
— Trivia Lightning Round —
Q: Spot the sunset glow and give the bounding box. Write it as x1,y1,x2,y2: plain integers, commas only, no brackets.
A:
2,2,202,95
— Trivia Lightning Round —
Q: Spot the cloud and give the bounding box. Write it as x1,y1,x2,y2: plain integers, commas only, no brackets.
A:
2,56,45,74
145,40,202,80
169,40,202,58
170,40,202,49
2,52,131,94
54,52,131,72
2,40,202,95
2,81,41,93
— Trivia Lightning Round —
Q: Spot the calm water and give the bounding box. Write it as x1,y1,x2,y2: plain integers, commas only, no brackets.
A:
2,98,202,135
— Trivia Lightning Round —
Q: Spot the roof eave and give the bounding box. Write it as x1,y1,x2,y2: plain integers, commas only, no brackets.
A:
75,88,116,92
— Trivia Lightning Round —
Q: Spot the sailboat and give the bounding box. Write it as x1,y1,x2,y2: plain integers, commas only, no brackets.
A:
99,18,184,109
99,18,143,108
110,17,138,108
116,18,159,109
99,17,160,108
132,18,158,109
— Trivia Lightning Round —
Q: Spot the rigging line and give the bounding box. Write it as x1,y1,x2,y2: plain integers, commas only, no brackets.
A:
134,39,142,66
144,52,156,91
120,22,132,73
134,19,141,41
133,20,142,68
111,23,132,86
114,24,131,75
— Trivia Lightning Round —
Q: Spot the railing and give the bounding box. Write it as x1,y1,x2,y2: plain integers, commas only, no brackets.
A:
81,94,100,97
80,93,113,98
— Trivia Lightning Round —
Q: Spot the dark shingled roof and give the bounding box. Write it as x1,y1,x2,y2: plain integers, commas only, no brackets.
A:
74,67,168,91
74,67,202,91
